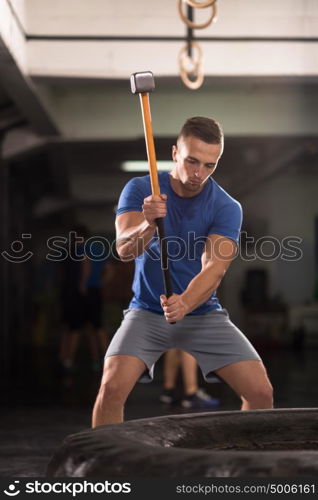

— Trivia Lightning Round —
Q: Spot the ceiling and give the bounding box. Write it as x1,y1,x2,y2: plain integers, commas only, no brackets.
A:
0,0,317,232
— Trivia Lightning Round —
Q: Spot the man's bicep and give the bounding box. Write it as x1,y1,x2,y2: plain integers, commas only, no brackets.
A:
207,201,242,245
116,211,145,238
202,234,238,272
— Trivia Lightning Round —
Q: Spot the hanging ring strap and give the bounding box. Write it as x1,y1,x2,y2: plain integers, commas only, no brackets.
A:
178,0,217,29
179,41,204,90
184,0,216,9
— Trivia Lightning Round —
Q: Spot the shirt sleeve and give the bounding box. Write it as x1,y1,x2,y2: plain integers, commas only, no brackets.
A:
116,177,145,216
207,200,243,244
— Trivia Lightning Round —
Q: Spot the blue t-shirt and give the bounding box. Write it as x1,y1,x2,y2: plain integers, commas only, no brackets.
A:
116,172,242,315
85,241,108,288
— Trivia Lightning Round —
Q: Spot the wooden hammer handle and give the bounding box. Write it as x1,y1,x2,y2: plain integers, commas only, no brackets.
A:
138,92,174,303
139,93,161,196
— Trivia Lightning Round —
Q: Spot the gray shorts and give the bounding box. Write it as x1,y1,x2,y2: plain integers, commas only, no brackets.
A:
105,308,261,383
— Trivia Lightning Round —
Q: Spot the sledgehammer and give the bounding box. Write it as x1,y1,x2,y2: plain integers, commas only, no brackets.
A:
130,71,173,300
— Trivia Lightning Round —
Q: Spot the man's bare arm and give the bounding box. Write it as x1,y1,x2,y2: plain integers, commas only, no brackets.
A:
116,194,167,261
181,234,237,312
161,234,237,322
116,211,156,261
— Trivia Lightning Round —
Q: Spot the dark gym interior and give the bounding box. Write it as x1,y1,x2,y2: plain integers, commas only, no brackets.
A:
1,0,318,478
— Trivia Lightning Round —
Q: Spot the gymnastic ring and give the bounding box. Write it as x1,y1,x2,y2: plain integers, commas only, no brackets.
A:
179,41,203,80
180,66,204,90
179,40,203,72
179,42,204,90
184,0,217,9
178,0,217,29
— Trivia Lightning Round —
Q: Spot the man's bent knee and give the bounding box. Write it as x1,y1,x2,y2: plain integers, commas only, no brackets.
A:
98,379,127,406
96,354,147,416
242,382,274,409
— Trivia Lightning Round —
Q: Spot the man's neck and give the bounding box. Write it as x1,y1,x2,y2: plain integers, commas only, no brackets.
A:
168,171,207,198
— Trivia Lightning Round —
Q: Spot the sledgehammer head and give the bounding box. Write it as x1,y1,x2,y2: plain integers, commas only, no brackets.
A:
130,71,155,94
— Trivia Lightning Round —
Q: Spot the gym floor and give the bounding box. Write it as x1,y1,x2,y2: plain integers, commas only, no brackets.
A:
1,346,317,478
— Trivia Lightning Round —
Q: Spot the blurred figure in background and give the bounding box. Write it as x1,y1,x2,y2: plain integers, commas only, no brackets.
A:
160,349,221,409
59,225,88,374
59,227,110,375
84,238,111,372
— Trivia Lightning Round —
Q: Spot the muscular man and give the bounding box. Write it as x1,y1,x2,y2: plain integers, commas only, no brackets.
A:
92,116,273,427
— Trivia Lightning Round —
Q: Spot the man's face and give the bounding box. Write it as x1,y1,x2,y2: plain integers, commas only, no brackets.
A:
172,135,223,194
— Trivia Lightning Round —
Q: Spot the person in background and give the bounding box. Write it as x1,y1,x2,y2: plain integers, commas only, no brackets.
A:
59,226,88,374
159,349,220,409
59,228,110,374
83,239,111,372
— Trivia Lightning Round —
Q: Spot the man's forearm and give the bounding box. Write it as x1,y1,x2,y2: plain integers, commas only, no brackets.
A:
116,220,157,261
181,263,224,313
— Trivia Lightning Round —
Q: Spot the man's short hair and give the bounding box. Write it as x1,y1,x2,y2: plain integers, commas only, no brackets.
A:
178,116,223,145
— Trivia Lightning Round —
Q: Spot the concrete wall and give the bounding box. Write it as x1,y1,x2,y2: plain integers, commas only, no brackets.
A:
3,0,318,79
22,0,318,37
223,163,318,323
35,80,318,139
0,0,27,72
24,0,318,79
